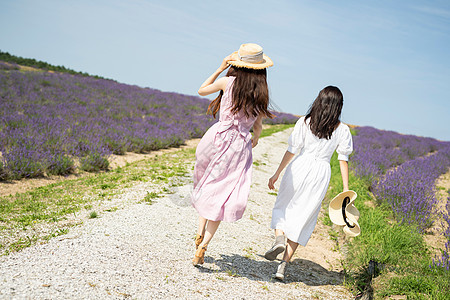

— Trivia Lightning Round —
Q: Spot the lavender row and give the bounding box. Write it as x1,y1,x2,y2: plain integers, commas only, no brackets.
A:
0,68,297,180
350,126,450,184
350,126,450,270
263,111,299,125
373,147,450,231
0,61,19,71
0,69,216,179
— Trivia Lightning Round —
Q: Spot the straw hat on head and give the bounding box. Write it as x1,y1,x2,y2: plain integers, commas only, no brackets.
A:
329,190,361,237
228,43,273,70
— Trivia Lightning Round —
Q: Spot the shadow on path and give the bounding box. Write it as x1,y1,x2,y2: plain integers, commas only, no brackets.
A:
197,253,344,286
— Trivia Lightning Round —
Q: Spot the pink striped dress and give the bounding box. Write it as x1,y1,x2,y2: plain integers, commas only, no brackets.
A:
191,76,257,222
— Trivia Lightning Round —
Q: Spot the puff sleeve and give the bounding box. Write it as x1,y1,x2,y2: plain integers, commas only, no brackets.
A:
336,125,353,161
287,117,307,154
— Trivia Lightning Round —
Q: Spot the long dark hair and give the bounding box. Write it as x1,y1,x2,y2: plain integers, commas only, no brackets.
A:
305,86,343,139
207,66,274,119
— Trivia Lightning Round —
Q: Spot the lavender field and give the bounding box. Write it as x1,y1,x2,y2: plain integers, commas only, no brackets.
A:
0,62,298,181
350,126,450,271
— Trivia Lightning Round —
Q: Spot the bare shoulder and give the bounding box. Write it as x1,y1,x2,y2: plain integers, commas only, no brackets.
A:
216,76,230,90
198,76,230,96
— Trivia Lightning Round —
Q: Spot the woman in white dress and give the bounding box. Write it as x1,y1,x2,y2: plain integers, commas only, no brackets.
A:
265,86,353,280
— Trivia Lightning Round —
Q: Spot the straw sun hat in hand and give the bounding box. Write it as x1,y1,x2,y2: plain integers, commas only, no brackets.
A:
329,190,361,237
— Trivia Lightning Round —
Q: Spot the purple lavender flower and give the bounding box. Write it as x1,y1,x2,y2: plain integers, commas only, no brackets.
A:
350,126,450,272
0,66,298,179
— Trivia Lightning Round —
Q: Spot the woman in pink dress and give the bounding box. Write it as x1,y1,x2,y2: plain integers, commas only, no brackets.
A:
191,43,274,265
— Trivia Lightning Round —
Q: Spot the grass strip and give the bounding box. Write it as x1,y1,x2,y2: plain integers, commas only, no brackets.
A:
324,152,450,299
0,148,195,255
259,123,295,138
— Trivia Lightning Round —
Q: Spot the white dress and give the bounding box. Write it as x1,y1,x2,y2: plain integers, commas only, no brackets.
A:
271,116,353,246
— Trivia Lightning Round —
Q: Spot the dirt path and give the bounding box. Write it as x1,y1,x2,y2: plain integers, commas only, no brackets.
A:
424,169,450,256
0,128,352,299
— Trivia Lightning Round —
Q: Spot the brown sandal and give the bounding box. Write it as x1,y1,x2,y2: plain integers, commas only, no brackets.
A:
194,234,203,249
192,244,207,266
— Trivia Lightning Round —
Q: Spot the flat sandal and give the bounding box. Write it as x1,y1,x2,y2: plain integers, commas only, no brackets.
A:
194,234,203,250
192,244,207,266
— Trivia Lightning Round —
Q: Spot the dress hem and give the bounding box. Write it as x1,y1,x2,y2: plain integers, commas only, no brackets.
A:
193,206,244,223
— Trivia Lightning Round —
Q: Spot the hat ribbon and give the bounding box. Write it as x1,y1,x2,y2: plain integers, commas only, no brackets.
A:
341,196,356,228
238,50,264,63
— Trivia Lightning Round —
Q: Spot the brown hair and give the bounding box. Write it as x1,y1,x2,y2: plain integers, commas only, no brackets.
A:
207,66,274,119
305,86,344,139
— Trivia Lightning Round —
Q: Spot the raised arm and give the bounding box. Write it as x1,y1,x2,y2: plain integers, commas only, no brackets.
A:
251,115,263,148
198,54,234,96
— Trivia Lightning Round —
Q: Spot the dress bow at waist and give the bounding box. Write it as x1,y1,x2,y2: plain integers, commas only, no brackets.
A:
216,119,252,143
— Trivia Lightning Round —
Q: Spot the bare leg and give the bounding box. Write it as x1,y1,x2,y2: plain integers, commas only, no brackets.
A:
199,220,221,247
282,238,299,262
273,238,298,280
193,219,220,266
275,229,285,237
197,216,207,236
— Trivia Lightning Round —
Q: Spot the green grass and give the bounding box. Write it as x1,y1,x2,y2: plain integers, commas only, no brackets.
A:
0,50,108,79
243,246,256,259
0,147,195,255
259,123,295,138
324,148,450,298
225,267,239,277
142,191,160,204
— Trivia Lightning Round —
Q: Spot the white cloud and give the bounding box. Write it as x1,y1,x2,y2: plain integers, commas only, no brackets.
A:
411,5,450,19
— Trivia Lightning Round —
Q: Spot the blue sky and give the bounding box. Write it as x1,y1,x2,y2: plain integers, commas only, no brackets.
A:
1,0,449,140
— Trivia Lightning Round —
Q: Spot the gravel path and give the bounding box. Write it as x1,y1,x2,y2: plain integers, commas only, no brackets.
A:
0,129,353,299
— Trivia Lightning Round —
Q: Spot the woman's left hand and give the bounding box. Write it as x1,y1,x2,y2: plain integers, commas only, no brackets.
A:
252,137,258,148
268,173,279,190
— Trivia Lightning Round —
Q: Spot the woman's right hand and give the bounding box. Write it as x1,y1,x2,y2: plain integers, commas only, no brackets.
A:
218,54,234,72
268,173,279,190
